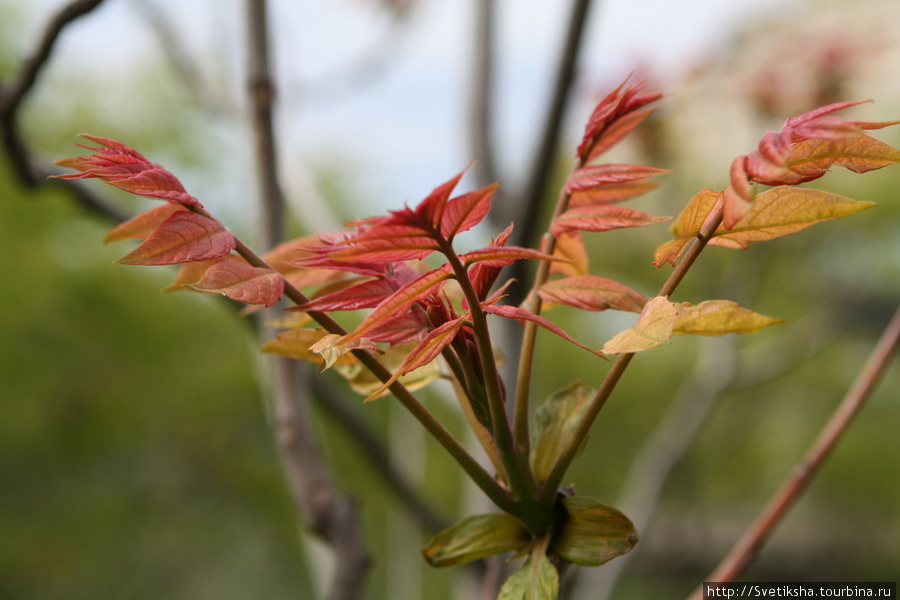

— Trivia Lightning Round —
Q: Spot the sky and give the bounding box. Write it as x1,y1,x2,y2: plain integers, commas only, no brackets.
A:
16,0,796,223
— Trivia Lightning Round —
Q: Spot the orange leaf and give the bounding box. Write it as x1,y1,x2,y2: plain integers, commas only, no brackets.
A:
652,189,723,267
441,183,499,240
550,232,588,276
565,164,669,194
776,134,900,185
308,333,380,371
104,203,187,243
710,186,876,250
163,257,222,291
539,275,646,313
188,256,284,307
115,211,235,266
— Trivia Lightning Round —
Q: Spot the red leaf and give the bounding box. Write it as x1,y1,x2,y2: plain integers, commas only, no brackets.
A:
115,211,235,266
551,205,671,236
188,256,284,307
539,275,646,313
577,81,662,162
481,304,604,358
294,276,408,312
340,264,454,345
104,202,187,243
469,224,513,300
460,246,561,268
54,134,202,206
363,316,469,402
565,164,669,194
569,180,659,207
441,183,499,240
415,167,468,229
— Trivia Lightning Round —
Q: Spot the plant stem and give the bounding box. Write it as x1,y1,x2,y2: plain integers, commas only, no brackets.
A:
686,301,900,598
538,207,724,503
514,167,580,452
187,206,516,513
439,238,542,516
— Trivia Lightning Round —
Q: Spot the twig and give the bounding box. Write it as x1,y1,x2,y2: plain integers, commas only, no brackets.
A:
469,0,500,190
503,0,595,304
687,302,900,597
0,0,125,223
310,376,449,534
244,2,369,598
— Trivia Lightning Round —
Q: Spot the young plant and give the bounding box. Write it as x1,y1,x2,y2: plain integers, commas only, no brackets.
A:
54,81,899,600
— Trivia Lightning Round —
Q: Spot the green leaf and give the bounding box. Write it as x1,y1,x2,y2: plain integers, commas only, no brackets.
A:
551,496,638,566
498,553,559,600
423,513,530,567
530,383,594,485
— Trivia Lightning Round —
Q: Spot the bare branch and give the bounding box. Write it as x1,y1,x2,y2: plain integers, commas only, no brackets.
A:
244,1,369,598
469,0,500,190
0,0,107,191
687,302,900,598
502,0,595,305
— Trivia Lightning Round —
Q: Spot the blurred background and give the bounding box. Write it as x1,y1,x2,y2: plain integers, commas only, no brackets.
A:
1,0,898,599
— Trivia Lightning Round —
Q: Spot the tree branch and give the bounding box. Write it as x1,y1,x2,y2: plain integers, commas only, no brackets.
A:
244,2,370,598
687,302,900,597
469,0,500,190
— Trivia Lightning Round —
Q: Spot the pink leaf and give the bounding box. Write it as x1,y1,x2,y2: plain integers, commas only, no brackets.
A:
565,164,670,194
188,256,284,307
54,134,202,206
115,211,235,266
539,275,646,313
441,183,499,240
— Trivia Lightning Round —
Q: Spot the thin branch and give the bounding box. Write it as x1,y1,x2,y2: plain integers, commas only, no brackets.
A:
503,0,595,304
469,0,500,190
245,2,369,599
310,376,449,534
538,207,724,503
687,302,900,597
0,0,113,217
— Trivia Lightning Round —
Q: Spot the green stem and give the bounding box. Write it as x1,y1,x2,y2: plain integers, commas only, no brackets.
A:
538,207,724,503
438,236,542,512
514,169,579,452
190,206,516,513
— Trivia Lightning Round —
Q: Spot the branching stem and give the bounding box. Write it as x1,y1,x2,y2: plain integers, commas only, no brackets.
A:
538,207,725,503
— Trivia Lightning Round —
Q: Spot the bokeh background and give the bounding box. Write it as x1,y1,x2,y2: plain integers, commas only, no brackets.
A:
1,1,898,599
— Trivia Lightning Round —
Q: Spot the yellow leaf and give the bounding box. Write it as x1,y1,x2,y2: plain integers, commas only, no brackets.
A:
710,186,876,249
652,189,722,267
262,329,359,367
601,296,678,354
672,300,784,336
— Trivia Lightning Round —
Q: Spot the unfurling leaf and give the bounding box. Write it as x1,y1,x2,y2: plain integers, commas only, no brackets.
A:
338,342,442,397
262,329,359,366
550,496,638,566
551,205,670,237
538,275,646,313
672,300,784,336
362,317,467,402
187,256,284,307
577,80,662,163
710,186,876,249
498,553,559,600
601,296,678,354
54,134,201,206
423,513,530,567
115,211,235,266
530,383,594,485
104,203,187,243
308,333,381,371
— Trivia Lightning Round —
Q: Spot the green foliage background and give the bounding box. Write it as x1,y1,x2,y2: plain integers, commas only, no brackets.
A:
2,2,899,600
